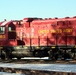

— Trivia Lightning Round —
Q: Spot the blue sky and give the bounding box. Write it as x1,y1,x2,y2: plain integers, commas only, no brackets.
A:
0,0,76,21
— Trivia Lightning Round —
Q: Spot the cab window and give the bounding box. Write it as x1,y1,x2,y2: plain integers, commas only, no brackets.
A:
8,27,12,31
0,27,5,34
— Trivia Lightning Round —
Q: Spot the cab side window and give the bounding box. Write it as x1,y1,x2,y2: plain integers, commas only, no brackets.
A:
8,27,12,31
0,27,5,34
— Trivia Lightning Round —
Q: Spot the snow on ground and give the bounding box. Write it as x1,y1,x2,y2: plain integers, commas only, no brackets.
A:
0,63,76,73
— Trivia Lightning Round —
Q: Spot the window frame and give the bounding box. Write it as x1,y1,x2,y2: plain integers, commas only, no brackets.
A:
0,26,5,34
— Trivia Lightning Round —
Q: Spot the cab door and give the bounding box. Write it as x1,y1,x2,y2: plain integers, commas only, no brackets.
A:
8,22,16,39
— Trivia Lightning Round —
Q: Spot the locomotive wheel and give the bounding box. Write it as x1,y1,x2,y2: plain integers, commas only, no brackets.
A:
63,53,71,60
34,50,49,57
1,55,5,60
17,57,21,60
34,51,43,57
1,49,12,60
9,56,12,60
1,50,6,60
49,51,53,59
54,53,59,60
49,51,59,60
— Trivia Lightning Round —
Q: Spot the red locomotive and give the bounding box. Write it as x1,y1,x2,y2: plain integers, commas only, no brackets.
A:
0,17,76,60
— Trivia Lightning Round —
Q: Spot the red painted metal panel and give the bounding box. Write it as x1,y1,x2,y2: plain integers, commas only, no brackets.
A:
0,17,76,47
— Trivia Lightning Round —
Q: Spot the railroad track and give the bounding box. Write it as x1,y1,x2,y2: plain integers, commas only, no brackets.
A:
0,72,25,75
0,63,76,75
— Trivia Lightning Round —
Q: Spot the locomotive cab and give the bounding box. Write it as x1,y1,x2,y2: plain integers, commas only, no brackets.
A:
8,22,16,39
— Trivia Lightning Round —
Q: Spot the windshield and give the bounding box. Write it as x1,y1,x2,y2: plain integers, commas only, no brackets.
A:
0,27,5,34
